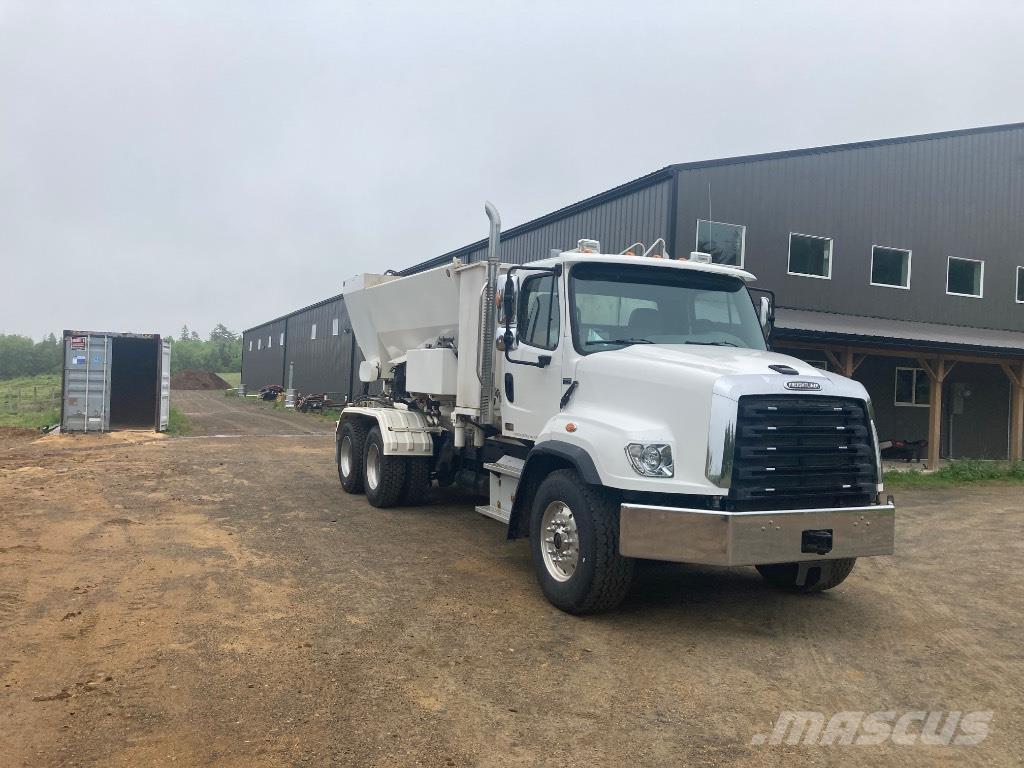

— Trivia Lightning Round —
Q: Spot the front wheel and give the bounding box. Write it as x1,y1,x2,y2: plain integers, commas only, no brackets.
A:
529,469,634,614
756,558,857,593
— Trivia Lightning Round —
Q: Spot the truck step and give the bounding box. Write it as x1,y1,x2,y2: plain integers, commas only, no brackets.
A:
475,504,511,524
483,455,525,479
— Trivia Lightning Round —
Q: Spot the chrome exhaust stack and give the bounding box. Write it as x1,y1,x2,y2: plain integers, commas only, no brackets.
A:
479,201,501,426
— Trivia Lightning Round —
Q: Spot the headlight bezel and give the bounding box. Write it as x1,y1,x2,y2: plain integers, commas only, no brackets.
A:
625,442,674,478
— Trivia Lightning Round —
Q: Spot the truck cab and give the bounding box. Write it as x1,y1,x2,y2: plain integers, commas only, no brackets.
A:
336,220,894,614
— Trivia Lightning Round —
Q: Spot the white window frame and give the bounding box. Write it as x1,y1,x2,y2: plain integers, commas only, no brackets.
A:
894,366,930,408
311,323,317,340
332,317,339,336
946,256,984,298
787,233,833,280
869,245,912,290
268,335,272,348
257,338,262,350
248,340,252,351
280,332,285,345
1016,266,1024,304
695,219,746,268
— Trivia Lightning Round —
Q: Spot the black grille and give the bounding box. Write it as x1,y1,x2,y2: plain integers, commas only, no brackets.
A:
729,395,877,508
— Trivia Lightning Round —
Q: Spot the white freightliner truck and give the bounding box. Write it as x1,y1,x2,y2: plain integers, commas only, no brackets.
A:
335,204,895,613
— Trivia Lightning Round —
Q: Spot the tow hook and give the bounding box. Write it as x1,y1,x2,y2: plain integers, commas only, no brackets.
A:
801,529,833,555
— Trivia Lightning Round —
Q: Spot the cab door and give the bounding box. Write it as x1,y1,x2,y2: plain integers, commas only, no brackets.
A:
502,272,564,440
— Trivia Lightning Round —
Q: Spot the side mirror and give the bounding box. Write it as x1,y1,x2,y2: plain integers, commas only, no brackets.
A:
501,273,517,328
499,274,516,327
759,295,774,336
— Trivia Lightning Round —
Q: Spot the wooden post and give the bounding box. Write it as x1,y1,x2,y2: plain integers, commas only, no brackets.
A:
1000,361,1024,462
917,357,954,470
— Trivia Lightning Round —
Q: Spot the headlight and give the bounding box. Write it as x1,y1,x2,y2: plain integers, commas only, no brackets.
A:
625,443,673,477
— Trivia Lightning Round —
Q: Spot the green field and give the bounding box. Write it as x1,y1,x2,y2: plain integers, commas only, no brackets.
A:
217,371,241,387
0,373,61,429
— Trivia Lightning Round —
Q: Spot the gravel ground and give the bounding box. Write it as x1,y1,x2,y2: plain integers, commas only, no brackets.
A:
0,390,1021,767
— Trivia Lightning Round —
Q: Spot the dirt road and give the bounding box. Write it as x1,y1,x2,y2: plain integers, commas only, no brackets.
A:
1,391,1021,766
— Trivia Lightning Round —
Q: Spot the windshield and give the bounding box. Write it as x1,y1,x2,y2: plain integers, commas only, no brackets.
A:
569,262,767,353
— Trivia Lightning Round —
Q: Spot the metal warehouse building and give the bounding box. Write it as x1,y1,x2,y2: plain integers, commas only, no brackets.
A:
243,122,1024,465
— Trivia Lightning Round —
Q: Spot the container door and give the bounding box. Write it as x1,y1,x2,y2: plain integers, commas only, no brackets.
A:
62,334,112,432
158,339,171,431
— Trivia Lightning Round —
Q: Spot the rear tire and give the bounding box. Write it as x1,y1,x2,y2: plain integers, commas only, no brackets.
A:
756,558,857,593
337,420,367,494
529,469,634,614
362,426,407,508
400,457,432,505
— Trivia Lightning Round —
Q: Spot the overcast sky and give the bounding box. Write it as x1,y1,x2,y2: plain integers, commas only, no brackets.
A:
1,0,1022,339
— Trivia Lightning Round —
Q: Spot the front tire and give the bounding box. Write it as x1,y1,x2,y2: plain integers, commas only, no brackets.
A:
756,558,857,593
337,420,367,494
362,426,407,508
529,469,634,614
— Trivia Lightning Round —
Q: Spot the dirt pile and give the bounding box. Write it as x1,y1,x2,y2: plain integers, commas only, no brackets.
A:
170,370,231,390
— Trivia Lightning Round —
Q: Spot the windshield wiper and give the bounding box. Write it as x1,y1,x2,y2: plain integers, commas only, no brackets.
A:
685,340,739,347
587,338,655,346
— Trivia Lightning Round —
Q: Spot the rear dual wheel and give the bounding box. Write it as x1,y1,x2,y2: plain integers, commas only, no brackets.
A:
337,420,367,494
360,425,432,508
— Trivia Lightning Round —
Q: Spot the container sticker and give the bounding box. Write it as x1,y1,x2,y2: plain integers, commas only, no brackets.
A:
72,355,86,365
92,355,102,365
71,336,87,350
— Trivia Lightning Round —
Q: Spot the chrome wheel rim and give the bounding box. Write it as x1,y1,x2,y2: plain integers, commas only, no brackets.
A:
540,501,579,582
340,435,353,477
366,442,381,490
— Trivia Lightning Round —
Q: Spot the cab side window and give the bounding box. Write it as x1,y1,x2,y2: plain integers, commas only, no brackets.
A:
519,274,560,350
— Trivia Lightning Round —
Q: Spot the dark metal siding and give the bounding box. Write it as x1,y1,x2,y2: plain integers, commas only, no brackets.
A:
241,319,287,390
481,178,675,266
674,124,1024,332
282,297,355,396
400,171,676,274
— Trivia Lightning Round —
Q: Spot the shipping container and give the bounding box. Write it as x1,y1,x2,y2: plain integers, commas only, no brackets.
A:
61,330,171,432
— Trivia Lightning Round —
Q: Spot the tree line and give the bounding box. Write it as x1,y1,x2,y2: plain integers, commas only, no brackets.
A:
0,324,242,380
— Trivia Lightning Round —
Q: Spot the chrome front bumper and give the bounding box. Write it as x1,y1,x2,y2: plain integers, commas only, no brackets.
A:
619,503,895,565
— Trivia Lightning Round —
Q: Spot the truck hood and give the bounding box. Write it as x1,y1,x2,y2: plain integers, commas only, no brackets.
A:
573,344,831,385
551,343,866,496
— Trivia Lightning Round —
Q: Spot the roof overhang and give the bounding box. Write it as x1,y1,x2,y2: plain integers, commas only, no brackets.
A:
773,308,1024,358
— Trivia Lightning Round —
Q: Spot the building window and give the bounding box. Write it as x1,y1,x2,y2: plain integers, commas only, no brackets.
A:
311,323,317,340
268,335,272,348
870,246,911,289
257,338,262,350
332,318,339,336
806,360,830,371
280,332,285,345
895,367,930,407
248,340,252,351
947,257,983,298
1017,266,1024,303
696,220,745,267
788,233,833,279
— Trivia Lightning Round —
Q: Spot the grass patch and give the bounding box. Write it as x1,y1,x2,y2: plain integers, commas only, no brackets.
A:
166,405,191,435
217,371,241,388
0,374,62,429
885,460,1024,487
0,373,61,393
0,406,61,430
